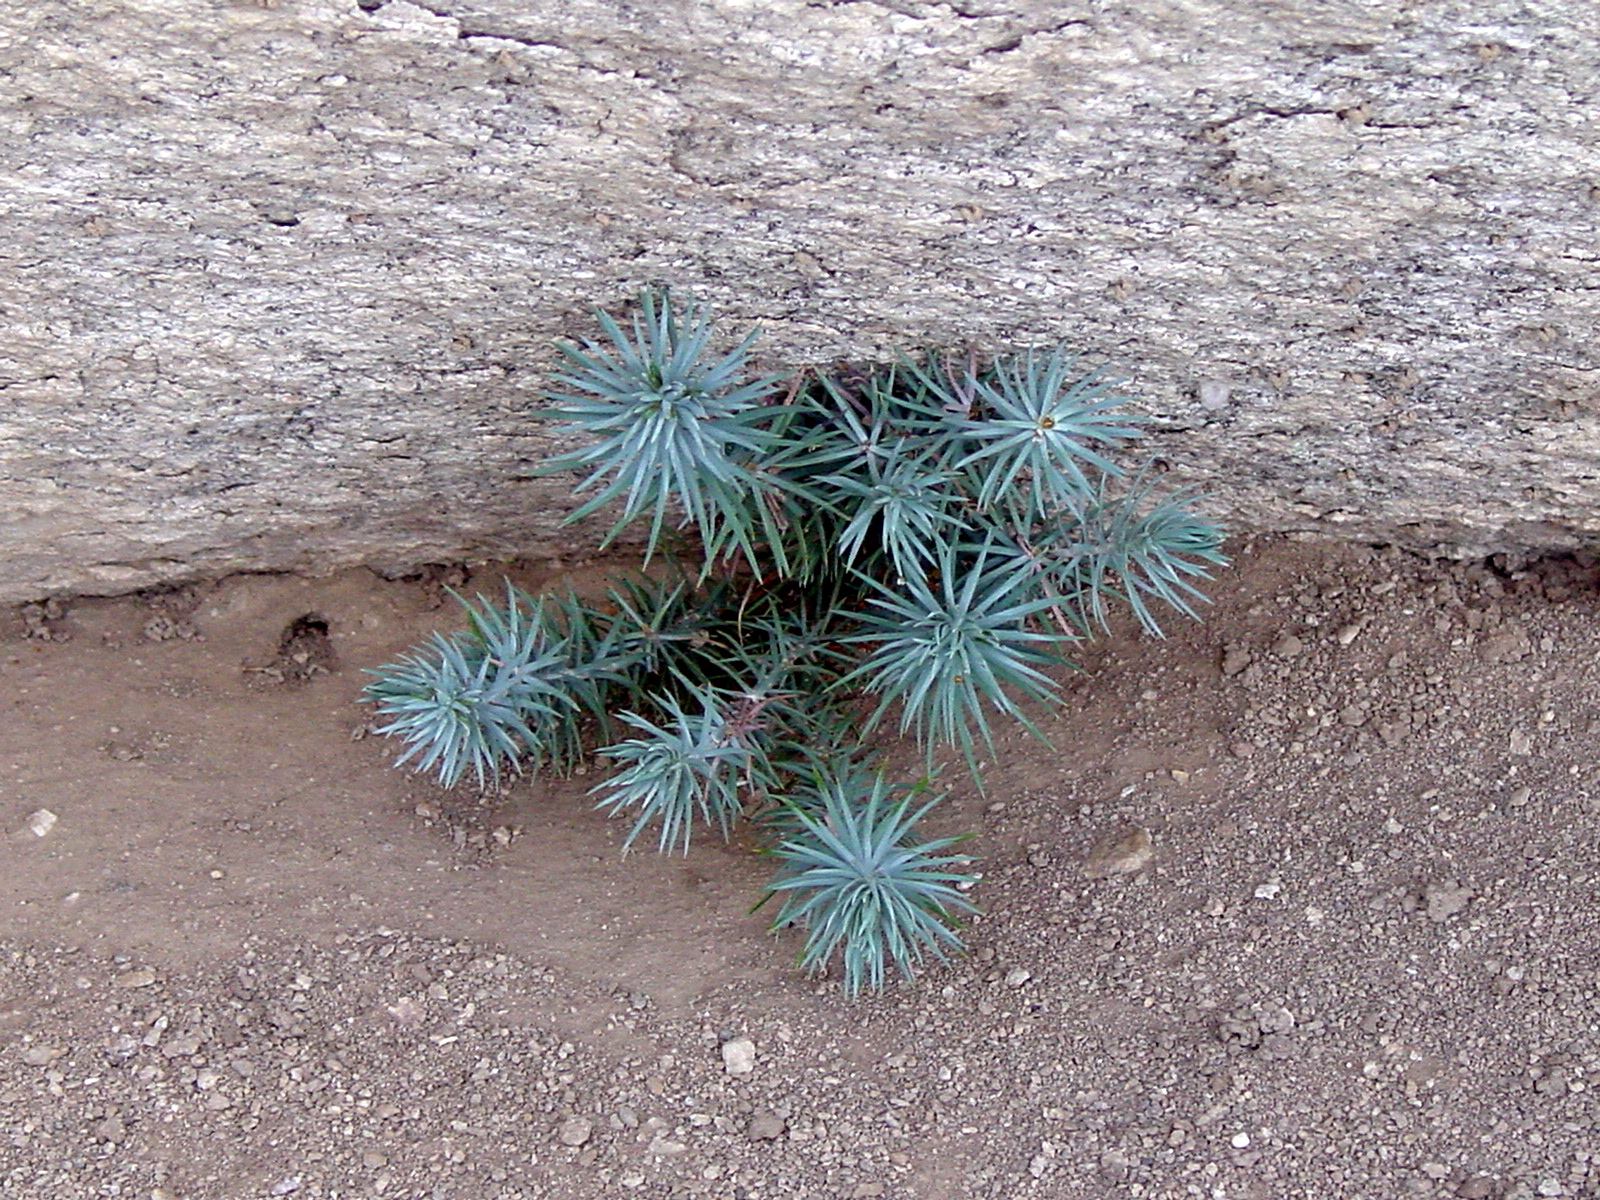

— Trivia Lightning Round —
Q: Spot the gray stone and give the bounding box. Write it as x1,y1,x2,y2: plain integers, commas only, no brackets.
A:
4,1,1599,604
1084,827,1154,879
721,1037,757,1076
1271,634,1305,659
1424,880,1475,924
748,1112,786,1141
557,1117,592,1147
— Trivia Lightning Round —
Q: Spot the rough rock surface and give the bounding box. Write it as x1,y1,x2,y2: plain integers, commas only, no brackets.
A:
3,0,1598,601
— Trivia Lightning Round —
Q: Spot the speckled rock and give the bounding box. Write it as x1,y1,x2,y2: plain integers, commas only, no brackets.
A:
3,0,1597,602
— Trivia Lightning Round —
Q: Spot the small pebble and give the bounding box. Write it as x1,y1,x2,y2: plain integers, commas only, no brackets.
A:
558,1117,592,1147
721,1037,757,1076
1084,826,1154,879
748,1112,786,1141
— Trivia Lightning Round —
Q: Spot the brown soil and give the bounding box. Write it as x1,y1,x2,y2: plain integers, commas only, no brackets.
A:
2,537,1597,1200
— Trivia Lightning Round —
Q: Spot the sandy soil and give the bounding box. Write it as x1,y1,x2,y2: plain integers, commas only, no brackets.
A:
1,537,1596,1200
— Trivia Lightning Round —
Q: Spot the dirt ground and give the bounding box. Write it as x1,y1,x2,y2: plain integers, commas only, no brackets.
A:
2,536,1597,1200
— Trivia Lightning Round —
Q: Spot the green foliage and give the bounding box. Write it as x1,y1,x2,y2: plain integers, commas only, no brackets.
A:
950,347,1142,510
365,583,614,789
593,687,761,855
365,289,1227,994
760,771,977,997
843,539,1065,768
540,291,783,567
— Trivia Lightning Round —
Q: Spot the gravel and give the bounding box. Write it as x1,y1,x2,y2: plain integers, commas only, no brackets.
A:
2,538,1598,1198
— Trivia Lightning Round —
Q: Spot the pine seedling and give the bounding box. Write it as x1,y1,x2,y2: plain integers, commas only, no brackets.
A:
540,291,783,570
365,288,1227,996
760,770,977,997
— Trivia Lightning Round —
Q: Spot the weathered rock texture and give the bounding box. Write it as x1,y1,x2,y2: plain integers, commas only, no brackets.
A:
2,0,1597,602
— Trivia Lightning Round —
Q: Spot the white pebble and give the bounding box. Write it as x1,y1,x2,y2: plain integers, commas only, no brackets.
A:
721,1037,757,1076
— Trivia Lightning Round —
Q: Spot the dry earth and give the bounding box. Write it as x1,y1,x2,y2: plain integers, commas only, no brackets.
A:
1,537,1597,1199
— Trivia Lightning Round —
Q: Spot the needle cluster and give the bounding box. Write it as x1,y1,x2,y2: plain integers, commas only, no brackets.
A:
366,291,1225,994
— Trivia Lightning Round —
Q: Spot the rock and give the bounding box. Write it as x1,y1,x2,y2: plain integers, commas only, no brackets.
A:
115,967,157,989
385,997,424,1027
1271,633,1305,658
1198,379,1232,411
143,615,196,642
1220,646,1253,677
23,1045,64,1066
25,809,57,838
269,1178,301,1197
721,1037,757,1076
93,1115,126,1143
1335,623,1364,646
1482,627,1531,662
558,1117,592,1146
647,1136,688,1156
9,1,1600,605
1084,827,1153,879
748,1112,786,1141
362,1151,389,1169
1424,880,1474,923
1230,1131,1251,1149
1004,967,1032,988
162,1034,201,1058
1377,721,1409,746
1456,1178,1498,1200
